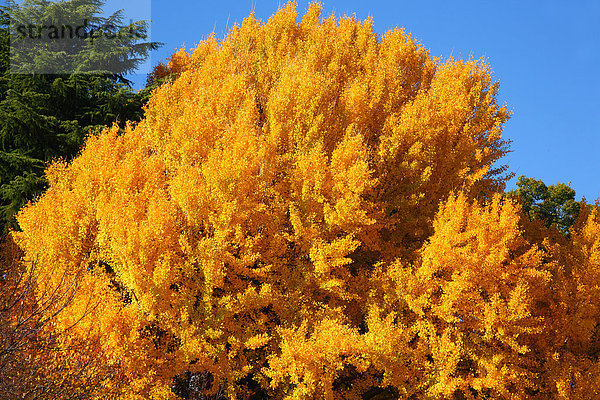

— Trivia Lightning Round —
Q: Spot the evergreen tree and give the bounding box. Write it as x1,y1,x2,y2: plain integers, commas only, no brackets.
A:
0,0,161,232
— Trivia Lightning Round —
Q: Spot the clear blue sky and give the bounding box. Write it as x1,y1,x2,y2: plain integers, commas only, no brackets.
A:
112,0,600,200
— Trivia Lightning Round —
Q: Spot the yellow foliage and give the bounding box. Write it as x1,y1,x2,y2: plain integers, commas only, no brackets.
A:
13,2,598,399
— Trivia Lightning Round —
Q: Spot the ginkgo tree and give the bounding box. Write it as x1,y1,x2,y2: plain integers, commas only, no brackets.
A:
11,2,600,399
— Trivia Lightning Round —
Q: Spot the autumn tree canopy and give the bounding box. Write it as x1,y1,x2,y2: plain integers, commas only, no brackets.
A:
12,3,600,399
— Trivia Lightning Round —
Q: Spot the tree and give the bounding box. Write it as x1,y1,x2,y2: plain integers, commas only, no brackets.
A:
15,3,512,397
17,3,600,399
507,175,581,236
0,234,119,399
0,0,161,232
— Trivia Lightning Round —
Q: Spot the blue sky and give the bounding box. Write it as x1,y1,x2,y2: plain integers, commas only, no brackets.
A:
110,0,599,200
